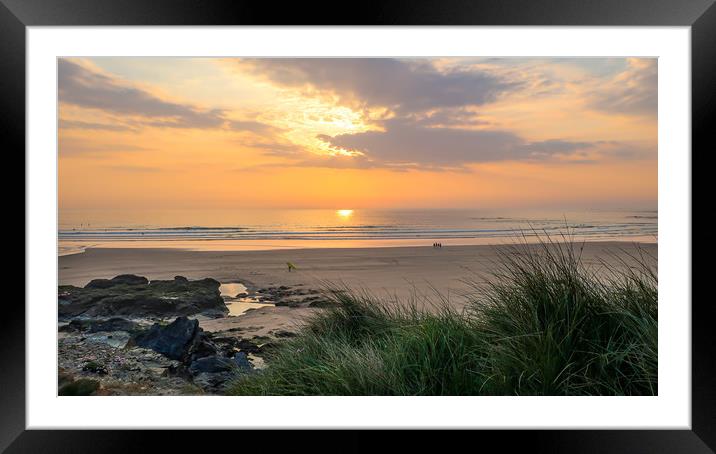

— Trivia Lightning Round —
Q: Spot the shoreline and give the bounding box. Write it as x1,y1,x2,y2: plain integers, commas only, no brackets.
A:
58,235,658,257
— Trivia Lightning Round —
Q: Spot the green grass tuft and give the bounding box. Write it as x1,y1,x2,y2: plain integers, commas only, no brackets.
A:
59,378,101,396
227,237,657,396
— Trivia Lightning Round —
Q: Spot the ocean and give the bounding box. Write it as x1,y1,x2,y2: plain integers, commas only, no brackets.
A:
58,208,657,255
58,209,658,255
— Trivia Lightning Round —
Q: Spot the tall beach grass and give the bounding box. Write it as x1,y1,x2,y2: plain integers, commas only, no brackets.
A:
228,237,657,396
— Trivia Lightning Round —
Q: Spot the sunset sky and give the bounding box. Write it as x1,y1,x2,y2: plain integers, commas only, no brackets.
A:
58,57,657,211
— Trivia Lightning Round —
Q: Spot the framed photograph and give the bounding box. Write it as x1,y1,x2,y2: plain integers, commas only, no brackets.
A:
6,0,710,451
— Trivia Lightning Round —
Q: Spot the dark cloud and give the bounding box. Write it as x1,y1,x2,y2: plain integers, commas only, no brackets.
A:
589,59,657,115
58,137,152,156
238,58,520,114
58,59,273,132
523,139,595,155
317,119,600,168
59,119,135,132
411,108,489,128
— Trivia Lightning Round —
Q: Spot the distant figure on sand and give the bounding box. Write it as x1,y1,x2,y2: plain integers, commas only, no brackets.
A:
287,262,297,272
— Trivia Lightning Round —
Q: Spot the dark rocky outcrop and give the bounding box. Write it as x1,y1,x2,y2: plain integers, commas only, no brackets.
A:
59,317,141,334
56,273,276,395
58,275,227,319
210,336,262,355
85,274,149,289
252,285,334,309
129,316,253,391
88,318,141,333
188,352,253,391
130,317,211,361
232,352,252,370
188,355,236,375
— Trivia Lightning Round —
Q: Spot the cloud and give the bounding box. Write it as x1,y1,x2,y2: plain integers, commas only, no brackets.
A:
589,58,657,115
237,58,520,114
58,137,152,156
316,119,603,169
410,108,490,128
234,58,641,170
226,120,282,135
245,141,307,157
58,59,274,133
59,119,135,132
59,59,224,128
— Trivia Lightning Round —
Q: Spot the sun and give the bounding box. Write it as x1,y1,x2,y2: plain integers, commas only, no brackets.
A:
336,209,354,219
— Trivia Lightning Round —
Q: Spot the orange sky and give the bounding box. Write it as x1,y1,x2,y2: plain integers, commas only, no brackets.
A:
58,57,657,211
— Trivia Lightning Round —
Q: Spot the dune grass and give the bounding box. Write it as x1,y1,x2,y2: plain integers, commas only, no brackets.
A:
227,237,657,396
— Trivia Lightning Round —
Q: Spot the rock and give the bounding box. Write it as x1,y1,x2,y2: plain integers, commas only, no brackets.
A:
188,355,235,375
187,353,253,392
58,333,195,396
85,332,131,348
192,372,234,390
274,330,297,338
58,275,227,319
88,318,140,333
130,316,219,364
86,274,149,289
185,331,219,362
236,339,261,354
60,317,141,334
131,317,199,360
58,320,85,332
82,361,108,375
233,352,252,371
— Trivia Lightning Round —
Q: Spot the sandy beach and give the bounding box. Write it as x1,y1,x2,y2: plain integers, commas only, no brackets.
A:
59,241,656,337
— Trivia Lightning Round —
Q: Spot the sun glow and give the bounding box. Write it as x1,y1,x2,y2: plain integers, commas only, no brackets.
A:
336,209,354,219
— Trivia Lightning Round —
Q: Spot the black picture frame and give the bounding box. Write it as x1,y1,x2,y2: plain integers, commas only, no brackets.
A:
3,0,710,452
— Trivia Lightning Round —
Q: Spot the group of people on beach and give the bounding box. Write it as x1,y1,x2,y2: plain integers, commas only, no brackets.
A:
432,242,443,248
